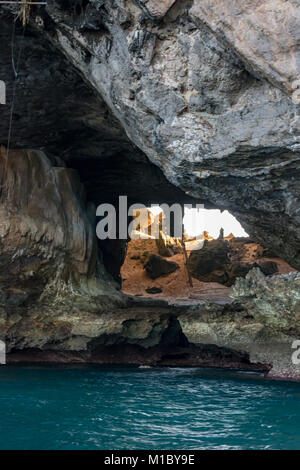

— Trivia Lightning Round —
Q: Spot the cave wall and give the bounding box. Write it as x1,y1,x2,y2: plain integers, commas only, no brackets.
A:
0,7,205,285
0,148,123,303
21,0,298,269
1,2,300,267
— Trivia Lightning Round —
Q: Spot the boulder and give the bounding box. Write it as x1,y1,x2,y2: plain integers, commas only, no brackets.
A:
144,254,179,279
188,239,230,284
188,238,277,286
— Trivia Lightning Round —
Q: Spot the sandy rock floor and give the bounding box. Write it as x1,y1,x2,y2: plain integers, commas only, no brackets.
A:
121,239,296,304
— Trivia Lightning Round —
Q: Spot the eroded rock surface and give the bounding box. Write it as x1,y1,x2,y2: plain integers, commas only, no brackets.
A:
138,0,176,19
0,1,299,266
0,148,124,353
190,0,300,98
231,268,300,333
178,269,300,380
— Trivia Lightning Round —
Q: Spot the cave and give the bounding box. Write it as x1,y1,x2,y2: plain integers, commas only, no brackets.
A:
0,2,299,382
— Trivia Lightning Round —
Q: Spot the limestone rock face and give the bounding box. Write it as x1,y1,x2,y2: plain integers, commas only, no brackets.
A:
0,148,89,282
177,269,300,379
190,0,300,98
0,148,124,352
3,303,186,360
0,3,299,379
231,268,300,332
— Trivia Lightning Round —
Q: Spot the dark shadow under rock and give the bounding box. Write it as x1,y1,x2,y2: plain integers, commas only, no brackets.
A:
145,286,163,294
144,254,179,279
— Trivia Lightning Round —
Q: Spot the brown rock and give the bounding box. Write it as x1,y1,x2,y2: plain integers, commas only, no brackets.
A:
155,231,182,257
188,239,230,284
144,254,179,279
187,238,276,286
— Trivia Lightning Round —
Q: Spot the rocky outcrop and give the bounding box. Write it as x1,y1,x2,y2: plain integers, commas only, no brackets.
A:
156,233,182,257
5,273,300,379
178,269,300,380
4,300,270,373
231,268,300,333
188,237,279,286
188,239,231,285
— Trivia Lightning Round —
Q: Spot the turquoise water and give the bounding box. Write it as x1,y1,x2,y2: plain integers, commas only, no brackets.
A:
0,365,299,450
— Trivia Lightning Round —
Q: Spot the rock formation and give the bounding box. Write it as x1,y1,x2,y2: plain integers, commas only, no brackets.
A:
188,237,279,286
0,148,125,351
0,1,299,379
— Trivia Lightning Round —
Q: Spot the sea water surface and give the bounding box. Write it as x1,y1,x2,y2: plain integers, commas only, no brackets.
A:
0,365,299,450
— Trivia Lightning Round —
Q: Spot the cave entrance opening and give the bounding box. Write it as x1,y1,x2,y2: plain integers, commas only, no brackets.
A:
70,151,297,303
120,206,294,303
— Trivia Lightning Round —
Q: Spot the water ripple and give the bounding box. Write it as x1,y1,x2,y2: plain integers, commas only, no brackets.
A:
0,366,299,449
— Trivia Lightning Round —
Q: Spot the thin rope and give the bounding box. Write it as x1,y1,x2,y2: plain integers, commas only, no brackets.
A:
0,16,26,193
6,20,26,159
11,19,17,78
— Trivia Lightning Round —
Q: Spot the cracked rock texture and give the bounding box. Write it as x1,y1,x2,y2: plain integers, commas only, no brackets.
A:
178,270,300,380
0,148,124,352
190,0,300,97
